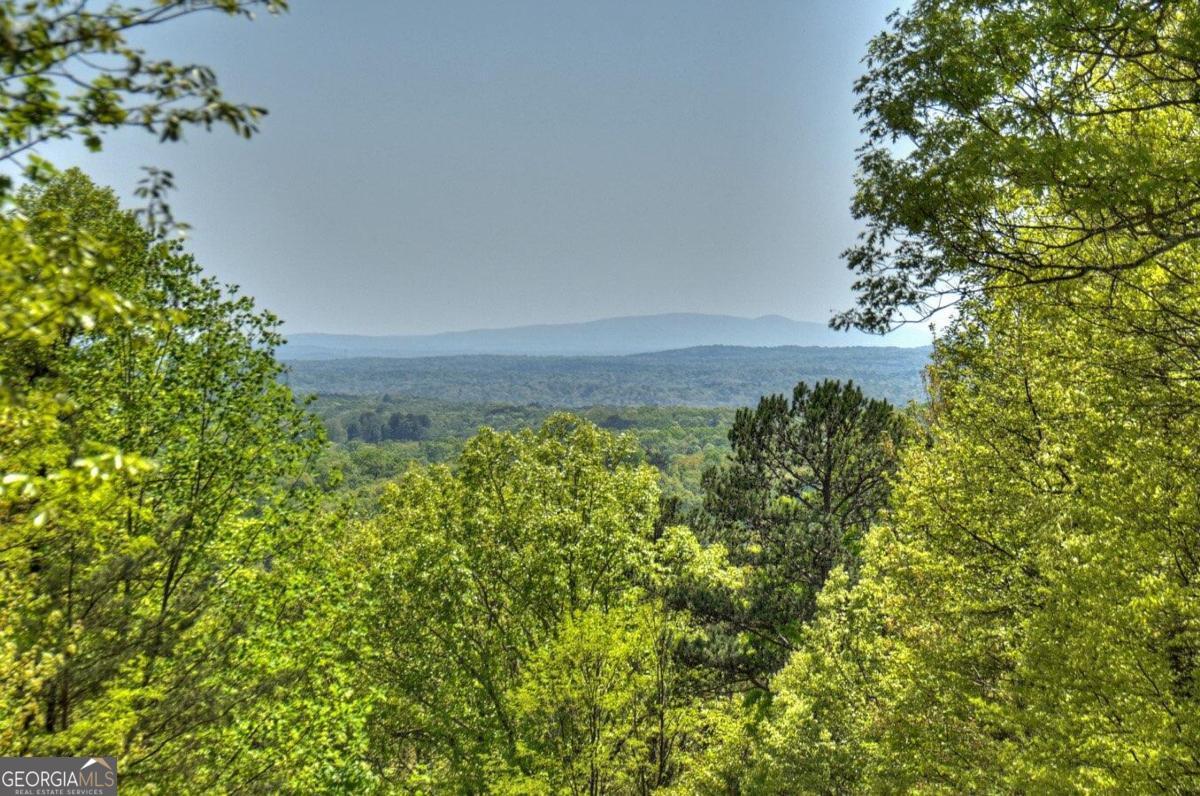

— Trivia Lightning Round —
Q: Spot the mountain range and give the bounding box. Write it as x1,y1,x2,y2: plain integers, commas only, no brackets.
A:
280,313,930,360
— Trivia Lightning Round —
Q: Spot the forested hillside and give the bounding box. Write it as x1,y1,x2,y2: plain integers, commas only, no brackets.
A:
285,345,929,406
3,1,1200,793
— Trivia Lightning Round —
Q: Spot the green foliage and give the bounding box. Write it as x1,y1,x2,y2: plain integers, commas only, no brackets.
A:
341,409,430,443
500,605,697,794
0,168,158,752
841,282,1200,791
747,566,885,793
0,2,365,789
839,0,1200,332
337,416,724,791
8,2,1200,792
0,171,339,791
0,0,287,195
683,380,904,689
739,3,1200,791
309,396,736,507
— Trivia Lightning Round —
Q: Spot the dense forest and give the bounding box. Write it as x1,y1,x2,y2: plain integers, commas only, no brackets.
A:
282,345,929,406
4,1,1200,793
310,396,736,503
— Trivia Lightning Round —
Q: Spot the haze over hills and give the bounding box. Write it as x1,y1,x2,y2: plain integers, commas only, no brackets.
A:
280,313,930,360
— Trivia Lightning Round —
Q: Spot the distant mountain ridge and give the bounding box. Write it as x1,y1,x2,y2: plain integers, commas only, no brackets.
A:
280,313,929,360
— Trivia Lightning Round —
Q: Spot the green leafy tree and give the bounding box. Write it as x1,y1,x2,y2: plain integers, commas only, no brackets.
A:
347,416,658,788
745,565,887,794
0,0,287,194
753,283,1200,792
883,288,1200,790
385,411,431,441
793,2,1200,790
0,3,383,792
499,605,698,795
0,0,288,438
0,171,345,791
356,410,382,443
343,416,723,791
839,0,1200,333
1,3,292,726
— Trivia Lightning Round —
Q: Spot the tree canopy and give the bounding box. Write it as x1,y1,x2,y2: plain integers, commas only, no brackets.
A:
6,1,1200,792
839,0,1200,334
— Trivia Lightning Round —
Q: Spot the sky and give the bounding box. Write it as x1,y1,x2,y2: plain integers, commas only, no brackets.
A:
42,0,910,337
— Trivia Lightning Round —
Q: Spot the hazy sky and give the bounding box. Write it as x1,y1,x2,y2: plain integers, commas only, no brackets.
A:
43,0,906,336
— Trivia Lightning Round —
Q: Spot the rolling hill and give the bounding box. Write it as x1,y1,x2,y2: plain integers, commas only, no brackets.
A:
280,313,930,359
284,344,931,407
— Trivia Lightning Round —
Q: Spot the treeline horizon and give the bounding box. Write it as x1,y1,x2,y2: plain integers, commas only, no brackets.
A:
4,1,1200,793
282,345,928,407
